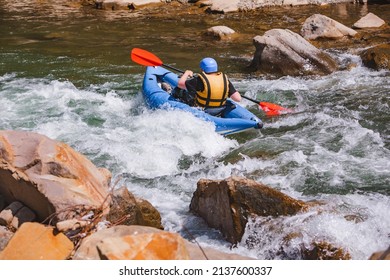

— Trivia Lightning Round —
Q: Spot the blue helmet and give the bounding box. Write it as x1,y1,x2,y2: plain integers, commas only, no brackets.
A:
200,57,218,73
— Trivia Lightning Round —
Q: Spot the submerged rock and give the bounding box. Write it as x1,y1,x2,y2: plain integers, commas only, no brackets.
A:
205,25,236,40
302,241,351,260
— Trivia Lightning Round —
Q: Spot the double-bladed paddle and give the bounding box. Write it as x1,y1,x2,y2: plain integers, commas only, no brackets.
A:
130,48,292,116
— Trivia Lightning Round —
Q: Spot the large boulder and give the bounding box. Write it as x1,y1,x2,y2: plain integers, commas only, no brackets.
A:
0,130,111,224
189,176,308,244
249,29,338,76
301,14,357,40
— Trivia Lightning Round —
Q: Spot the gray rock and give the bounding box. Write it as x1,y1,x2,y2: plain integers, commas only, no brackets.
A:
206,26,236,40
0,201,24,226
250,29,338,76
11,206,37,229
301,14,357,40
353,13,386,29
0,226,14,252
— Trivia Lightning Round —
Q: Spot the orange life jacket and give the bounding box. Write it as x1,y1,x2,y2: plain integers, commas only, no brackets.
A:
196,72,229,107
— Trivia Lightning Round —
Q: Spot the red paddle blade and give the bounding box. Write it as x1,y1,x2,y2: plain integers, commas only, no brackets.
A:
259,102,293,116
131,48,163,67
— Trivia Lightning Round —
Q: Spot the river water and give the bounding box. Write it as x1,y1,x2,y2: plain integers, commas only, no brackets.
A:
0,1,389,260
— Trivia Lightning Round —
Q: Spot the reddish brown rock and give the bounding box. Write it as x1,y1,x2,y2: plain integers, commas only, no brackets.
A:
73,225,162,260
190,176,308,244
0,222,74,260
360,43,390,71
107,186,163,229
0,130,111,224
72,225,253,260
97,231,190,260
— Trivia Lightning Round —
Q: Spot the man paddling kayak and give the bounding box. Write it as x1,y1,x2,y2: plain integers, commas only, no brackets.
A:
174,57,242,116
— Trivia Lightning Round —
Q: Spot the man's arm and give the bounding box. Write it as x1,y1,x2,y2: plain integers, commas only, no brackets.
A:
230,91,241,102
177,70,193,90
228,79,241,102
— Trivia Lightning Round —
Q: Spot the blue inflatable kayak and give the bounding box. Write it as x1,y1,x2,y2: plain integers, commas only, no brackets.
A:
142,66,263,135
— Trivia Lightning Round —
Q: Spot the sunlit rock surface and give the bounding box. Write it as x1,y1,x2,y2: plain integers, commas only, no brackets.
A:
0,222,74,260
301,14,357,40
0,130,111,223
250,29,338,76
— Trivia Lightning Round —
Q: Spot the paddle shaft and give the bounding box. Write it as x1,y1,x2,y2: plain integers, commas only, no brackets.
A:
162,63,184,74
241,95,261,104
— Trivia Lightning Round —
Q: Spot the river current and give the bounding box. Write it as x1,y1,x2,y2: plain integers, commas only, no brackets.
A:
0,1,389,259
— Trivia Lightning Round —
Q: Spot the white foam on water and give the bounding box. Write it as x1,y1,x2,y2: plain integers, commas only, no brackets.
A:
238,192,390,260
104,109,238,178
